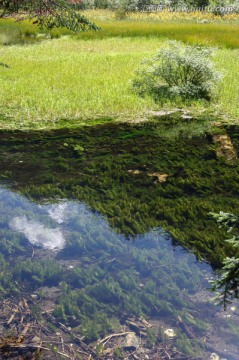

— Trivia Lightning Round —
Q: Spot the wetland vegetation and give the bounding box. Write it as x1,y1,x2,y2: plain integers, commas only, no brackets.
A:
0,6,239,360
0,11,239,129
1,117,239,358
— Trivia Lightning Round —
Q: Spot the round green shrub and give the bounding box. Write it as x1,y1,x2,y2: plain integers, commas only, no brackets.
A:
132,40,222,101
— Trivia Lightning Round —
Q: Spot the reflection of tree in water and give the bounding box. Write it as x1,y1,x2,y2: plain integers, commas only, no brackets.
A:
211,212,239,309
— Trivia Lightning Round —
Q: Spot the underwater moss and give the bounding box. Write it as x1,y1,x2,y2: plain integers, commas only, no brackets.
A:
0,119,239,357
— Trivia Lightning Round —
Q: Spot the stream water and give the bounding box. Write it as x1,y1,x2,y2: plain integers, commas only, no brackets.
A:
0,123,239,359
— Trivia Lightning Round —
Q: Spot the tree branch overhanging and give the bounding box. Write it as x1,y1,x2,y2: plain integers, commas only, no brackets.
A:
0,0,100,32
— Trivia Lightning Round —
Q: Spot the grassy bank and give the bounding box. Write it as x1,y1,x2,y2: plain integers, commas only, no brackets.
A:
1,11,239,47
0,35,238,130
0,13,239,130
76,21,239,48
0,37,158,129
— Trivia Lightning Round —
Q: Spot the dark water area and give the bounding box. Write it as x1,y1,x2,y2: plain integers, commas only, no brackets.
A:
0,122,239,359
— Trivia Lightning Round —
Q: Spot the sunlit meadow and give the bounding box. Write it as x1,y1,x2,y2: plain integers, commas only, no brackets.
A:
0,11,238,129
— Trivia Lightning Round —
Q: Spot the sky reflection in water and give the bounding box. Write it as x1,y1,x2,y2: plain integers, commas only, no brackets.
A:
1,185,211,291
1,186,239,359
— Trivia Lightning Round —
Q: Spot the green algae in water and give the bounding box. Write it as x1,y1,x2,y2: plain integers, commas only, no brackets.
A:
0,187,239,358
1,122,239,265
1,121,239,358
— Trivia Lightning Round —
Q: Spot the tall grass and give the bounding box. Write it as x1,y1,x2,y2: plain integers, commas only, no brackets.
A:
82,9,239,24
0,18,73,45
0,36,238,130
0,19,40,45
76,21,239,49
1,16,239,48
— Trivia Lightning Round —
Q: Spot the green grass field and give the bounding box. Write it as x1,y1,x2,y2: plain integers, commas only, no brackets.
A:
76,21,239,49
0,14,239,130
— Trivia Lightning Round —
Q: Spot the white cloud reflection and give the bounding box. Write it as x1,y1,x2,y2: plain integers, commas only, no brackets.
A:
46,202,68,224
9,216,65,250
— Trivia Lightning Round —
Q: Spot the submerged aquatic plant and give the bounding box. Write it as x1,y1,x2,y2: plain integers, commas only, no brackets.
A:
0,123,239,357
